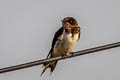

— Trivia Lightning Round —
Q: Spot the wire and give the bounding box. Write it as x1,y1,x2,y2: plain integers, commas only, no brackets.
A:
0,42,120,74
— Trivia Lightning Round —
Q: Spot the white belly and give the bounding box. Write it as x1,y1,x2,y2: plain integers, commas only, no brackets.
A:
53,32,79,57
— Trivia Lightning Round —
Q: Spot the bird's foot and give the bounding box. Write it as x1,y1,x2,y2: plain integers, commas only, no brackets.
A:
69,52,74,57
61,54,67,59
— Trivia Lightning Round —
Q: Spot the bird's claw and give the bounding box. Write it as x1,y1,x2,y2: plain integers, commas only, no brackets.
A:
70,52,74,57
61,54,67,59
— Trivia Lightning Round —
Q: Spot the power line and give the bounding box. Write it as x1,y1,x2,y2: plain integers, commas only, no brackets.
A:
0,42,120,74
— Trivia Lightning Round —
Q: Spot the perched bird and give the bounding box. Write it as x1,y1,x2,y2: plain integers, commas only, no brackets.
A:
41,17,81,76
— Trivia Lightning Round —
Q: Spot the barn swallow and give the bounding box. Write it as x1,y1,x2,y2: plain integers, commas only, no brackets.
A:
41,17,80,76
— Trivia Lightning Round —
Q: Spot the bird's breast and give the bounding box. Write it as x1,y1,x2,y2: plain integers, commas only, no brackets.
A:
53,31,79,57
60,32,79,52
63,32,79,43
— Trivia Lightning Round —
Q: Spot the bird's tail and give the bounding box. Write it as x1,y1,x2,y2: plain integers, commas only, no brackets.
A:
41,61,58,76
40,63,50,76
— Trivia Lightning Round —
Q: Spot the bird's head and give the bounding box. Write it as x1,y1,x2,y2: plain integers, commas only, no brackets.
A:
61,17,78,28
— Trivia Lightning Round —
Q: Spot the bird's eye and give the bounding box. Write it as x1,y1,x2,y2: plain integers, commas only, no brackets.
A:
70,20,73,23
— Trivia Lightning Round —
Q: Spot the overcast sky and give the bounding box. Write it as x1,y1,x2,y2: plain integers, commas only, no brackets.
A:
0,0,120,80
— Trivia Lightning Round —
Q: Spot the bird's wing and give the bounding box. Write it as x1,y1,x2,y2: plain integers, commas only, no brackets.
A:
46,27,64,58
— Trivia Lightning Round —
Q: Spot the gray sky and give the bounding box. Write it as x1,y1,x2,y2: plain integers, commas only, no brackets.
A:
0,0,120,80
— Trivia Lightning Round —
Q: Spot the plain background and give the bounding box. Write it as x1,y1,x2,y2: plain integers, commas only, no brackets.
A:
0,0,120,80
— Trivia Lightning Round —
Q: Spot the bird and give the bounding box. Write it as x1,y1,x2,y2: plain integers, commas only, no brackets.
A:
41,17,81,76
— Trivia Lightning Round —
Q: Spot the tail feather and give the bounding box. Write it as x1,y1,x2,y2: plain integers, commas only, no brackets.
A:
50,61,58,74
41,50,58,76
40,63,50,76
41,61,58,76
